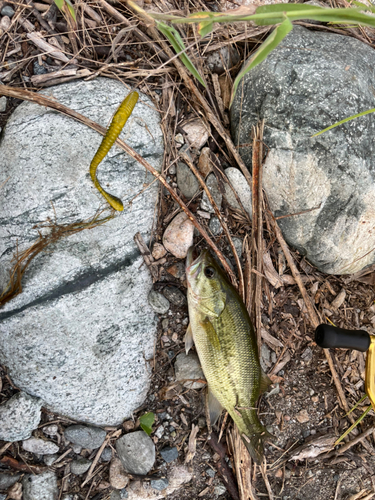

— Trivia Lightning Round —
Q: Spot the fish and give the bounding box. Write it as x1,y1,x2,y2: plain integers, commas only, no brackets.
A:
186,247,273,463
90,90,139,211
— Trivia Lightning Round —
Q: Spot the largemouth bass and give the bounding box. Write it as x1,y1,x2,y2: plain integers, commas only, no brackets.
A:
186,247,273,463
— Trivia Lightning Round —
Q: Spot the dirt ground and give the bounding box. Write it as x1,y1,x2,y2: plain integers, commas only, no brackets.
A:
1,0,375,499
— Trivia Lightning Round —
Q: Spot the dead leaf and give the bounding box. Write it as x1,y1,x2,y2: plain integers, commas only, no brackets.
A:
185,424,199,463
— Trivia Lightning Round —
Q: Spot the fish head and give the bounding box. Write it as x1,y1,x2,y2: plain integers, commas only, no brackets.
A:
186,247,227,317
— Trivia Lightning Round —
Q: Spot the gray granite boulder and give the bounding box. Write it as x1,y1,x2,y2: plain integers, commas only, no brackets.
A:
0,78,164,424
231,26,375,274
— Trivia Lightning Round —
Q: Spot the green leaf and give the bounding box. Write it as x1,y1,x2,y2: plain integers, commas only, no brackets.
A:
156,21,206,87
53,0,64,9
230,18,293,107
140,412,155,436
65,0,76,21
312,107,375,137
198,21,214,37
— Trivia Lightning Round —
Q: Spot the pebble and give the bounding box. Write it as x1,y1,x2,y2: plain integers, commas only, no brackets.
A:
201,173,222,213
109,457,129,489
43,454,59,466
232,237,243,259
169,164,176,175
155,424,164,439
0,392,42,442
175,133,184,145
22,471,58,500
1,5,14,17
0,16,8,30
260,344,271,371
64,425,106,449
181,120,209,150
151,478,169,490
148,290,170,314
301,347,313,363
0,494,6,500
209,216,223,236
296,409,310,424
206,468,216,478
110,492,121,500
22,438,59,455
175,352,205,390
198,147,212,178
71,443,82,454
162,286,187,307
152,243,167,260
166,262,186,280
100,447,112,462
33,61,48,76
120,488,128,499
206,46,239,74
224,167,252,217
214,484,227,496
160,446,178,463
177,162,199,200
0,473,20,490
161,319,169,330
163,212,194,259
42,424,59,437
116,431,155,475
70,458,92,475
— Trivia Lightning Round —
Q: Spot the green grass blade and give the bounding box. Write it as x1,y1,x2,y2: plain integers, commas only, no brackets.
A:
230,18,293,107
335,405,372,446
312,107,375,137
199,20,214,37
140,412,155,436
156,21,206,87
344,394,368,417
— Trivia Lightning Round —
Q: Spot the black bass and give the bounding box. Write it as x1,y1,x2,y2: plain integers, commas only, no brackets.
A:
186,247,273,463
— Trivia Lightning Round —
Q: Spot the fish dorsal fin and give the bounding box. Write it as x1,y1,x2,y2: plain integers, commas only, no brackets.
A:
259,369,272,394
184,324,194,354
207,386,223,425
201,317,221,351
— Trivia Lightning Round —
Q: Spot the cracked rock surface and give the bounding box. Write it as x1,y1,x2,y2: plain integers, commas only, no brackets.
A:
0,78,164,425
231,26,375,274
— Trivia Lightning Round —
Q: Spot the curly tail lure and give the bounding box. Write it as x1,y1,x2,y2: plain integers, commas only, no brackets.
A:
90,90,139,211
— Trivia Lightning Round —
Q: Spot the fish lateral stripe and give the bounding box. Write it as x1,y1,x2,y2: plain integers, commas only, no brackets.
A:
89,90,139,210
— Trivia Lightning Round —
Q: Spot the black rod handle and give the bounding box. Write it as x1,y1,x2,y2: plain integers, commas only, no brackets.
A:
315,324,370,352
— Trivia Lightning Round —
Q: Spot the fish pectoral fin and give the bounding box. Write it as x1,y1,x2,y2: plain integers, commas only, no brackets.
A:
207,387,223,425
184,323,194,354
259,369,272,394
201,317,221,351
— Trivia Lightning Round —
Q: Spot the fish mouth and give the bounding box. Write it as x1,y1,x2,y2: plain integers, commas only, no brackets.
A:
186,246,208,280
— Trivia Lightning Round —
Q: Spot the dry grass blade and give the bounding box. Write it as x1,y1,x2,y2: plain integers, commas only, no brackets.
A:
0,85,235,283
228,427,258,500
134,231,159,282
185,423,199,463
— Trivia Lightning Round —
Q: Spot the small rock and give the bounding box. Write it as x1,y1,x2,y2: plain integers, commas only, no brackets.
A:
0,16,8,31
198,147,212,178
151,478,169,491
160,446,178,463
301,347,313,363
100,447,112,462
206,46,239,74
163,212,194,259
175,133,184,145
206,468,216,478
177,162,199,200
64,425,106,449
119,488,128,499
175,352,205,390
181,120,209,150
148,290,170,314
166,262,186,280
110,492,121,500
155,425,164,439
71,444,82,454
109,457,129,490
42,425,59,437
152,243,167,260
214,484,227,496
162,286,187,307
169,164,176,175
209,216,223,236
1,5,14,17
224,167,252,217
22,438,59,455
0,392,42,442
232,237,243,259
33,61,48,76
198,417,206,429
123,420,135,432
22,471,58,500
296,409,310,424
43,454,59,466
161,319,169,330
201,173,222,213
260,344,271,371
70,458,92,475
0,473,20,490
116,431,155,475
0,494,7,500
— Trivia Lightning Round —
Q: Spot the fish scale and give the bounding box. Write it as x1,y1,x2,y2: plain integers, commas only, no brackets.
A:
186,247,273,463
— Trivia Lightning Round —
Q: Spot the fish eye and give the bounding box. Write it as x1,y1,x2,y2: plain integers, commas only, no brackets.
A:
204,266,215,279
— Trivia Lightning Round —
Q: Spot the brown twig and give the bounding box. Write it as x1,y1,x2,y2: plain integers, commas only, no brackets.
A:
134,231,159,282
207,432,240,500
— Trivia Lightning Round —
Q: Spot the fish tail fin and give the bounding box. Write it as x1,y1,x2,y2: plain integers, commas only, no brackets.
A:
241,428,274,464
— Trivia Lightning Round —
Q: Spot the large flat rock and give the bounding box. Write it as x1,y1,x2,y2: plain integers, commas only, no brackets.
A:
0,78,164,425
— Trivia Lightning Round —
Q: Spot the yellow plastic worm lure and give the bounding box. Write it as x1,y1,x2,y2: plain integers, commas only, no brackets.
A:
90,90,139,211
